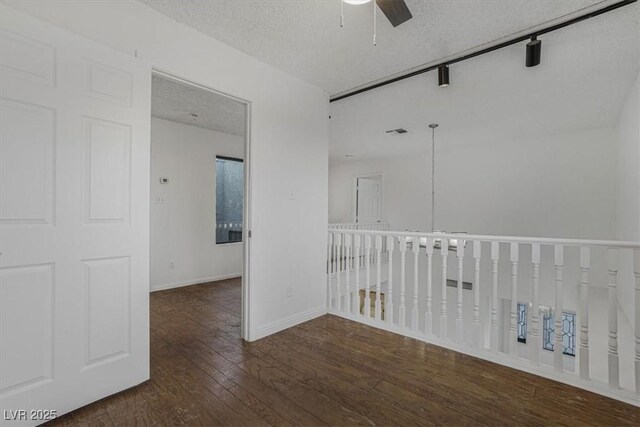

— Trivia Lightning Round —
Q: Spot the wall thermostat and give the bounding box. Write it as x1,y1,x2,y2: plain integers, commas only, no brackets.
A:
159,177,169,184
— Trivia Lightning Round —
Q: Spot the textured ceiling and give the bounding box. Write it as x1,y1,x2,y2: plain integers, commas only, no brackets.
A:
330,4,639,161
139,0,613,95
151,74,246,136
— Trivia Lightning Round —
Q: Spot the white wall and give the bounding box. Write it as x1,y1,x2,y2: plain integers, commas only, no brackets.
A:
150,118,243,291
3,0,329,340
616,74,640,242
330,127,617,240
615,72,640,329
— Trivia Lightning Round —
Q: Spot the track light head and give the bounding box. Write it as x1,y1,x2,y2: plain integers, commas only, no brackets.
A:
526,36,542,67
438,65,449,87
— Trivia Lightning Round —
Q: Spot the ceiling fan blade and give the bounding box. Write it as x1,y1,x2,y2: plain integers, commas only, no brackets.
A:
376,0,413,27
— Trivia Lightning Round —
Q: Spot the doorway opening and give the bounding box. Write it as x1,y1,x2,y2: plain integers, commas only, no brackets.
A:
149,71,251,341
354,173,382,223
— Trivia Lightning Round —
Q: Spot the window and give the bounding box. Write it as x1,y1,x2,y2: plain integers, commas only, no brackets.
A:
515,305,576,357
215,156,243,244
542,309,576,356
517,303,527,343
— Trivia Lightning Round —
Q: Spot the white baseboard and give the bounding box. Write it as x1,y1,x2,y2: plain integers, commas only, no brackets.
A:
251,305,327,341
150,273,242,292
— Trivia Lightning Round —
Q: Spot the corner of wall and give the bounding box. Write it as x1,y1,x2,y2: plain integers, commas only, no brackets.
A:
614,70,640,330
249,305,327,342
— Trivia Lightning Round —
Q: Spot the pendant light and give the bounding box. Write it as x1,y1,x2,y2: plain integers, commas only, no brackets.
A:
423,123,466,250
400,126,466,250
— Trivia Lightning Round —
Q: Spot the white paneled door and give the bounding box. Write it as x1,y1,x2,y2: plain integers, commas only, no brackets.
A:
356,176,382,223
0,6,150,424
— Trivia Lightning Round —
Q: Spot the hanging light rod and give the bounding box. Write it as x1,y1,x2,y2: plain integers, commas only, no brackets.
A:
330,0,636,102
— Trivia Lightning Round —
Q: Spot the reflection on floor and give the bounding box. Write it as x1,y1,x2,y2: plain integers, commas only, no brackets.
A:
48,278,640,426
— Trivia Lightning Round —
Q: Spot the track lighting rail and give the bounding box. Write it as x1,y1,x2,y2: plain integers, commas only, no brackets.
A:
329,0,636,102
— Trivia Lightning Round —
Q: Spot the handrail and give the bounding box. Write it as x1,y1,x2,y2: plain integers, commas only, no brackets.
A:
327,228,640,249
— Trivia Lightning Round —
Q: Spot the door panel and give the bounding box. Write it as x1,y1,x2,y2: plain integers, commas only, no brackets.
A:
0,264,54,394
0,98,55,224
83,117,132,223
0,6,150,424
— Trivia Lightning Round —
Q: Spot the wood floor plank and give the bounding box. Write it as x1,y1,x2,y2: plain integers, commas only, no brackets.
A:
237,357,373,426
47,279,640,426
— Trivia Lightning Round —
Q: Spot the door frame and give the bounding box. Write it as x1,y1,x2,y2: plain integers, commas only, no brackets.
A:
150,69,252,341
352,172,383,223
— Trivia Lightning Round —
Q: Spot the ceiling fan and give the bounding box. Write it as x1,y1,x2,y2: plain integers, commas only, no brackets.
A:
344,0,413,27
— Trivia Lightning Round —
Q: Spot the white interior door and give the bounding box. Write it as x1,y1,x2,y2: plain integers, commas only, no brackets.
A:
0,6,150,424
356,176,382,223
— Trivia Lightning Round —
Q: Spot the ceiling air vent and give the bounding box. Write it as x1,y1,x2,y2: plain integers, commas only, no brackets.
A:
385,128,408,135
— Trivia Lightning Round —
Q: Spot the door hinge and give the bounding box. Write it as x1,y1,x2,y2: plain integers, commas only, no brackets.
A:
248,230,252,238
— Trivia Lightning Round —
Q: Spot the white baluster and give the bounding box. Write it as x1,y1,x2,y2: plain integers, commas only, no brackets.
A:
509,243,519,358
399,237,407,328
425,238,434,335
607,248,619,388
384,235,389,263
490,242,499,352
456,241,465,343
554,245,564,372
345,233,352,315
579,247,590,380
354,234,361,316
375,235,383,322
336,233,343,313
364,234,372,318
386,236,395,325
473,241,481,348
530,244,541,366
440,239,449,339
410,237,419,330
327,232,333,310
634,249,640,395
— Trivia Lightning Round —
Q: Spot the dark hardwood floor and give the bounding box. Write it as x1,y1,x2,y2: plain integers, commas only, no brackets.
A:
48,278,639,426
